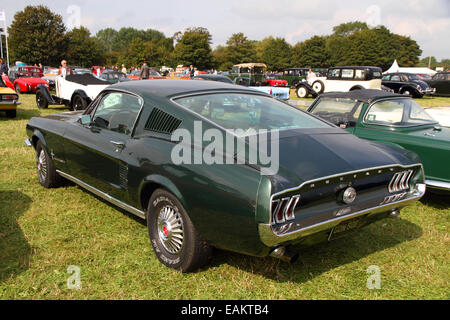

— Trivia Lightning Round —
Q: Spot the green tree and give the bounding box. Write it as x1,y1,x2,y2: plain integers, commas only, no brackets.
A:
173,27,213,70
221,33,256,70
8,5,67,66
112,27,165,52
344,26,421,70
118,37,147,68
212,45,228,70
66,27,101,67
326,35,352,66
256,37,292,71
332,21,369,37
395,35,421,67
438,59,450,70
292,36,330,68
95,28,118,53
117,37,174,68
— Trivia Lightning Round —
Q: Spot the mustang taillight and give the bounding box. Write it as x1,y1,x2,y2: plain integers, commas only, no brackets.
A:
272,195,300,224
388,170,414,193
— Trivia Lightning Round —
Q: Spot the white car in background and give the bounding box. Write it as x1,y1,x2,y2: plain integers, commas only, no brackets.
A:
35,74,110,110
295,66,383,98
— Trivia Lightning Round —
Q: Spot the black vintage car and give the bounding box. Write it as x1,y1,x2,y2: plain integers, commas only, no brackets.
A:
382,73,435,98
424,72,450,97
25,80,426,272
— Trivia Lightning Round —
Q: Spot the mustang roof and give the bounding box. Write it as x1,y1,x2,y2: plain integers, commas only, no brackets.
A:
319,89,405,103
110,79,263,98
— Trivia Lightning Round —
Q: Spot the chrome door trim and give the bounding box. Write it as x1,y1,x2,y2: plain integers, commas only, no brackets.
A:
56,170,146,219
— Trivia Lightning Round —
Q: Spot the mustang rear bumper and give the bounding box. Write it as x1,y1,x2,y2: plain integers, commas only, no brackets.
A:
258,184,426,247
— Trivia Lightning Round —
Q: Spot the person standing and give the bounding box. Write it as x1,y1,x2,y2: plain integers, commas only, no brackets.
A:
57,60,73,78
0,58,8,76
189,64,195,79
121,64,127,74
307,68,316,80
140,61,150,80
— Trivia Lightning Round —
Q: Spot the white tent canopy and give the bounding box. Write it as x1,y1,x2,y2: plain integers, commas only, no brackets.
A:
384,60,437,76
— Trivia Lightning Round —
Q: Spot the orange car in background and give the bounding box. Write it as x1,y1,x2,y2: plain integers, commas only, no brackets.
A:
166,72,190,80
128,69,165,80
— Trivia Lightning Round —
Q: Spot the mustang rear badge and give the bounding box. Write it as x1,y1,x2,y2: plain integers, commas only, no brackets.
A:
342,187,357,204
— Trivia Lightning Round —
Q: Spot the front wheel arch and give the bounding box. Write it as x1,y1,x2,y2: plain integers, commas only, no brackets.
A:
31,130,47,150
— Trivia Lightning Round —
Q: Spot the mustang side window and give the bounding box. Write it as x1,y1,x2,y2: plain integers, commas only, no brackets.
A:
92,92,142,135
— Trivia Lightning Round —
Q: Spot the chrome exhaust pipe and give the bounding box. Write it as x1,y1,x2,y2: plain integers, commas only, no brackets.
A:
390,209,400,218
270,246,299,264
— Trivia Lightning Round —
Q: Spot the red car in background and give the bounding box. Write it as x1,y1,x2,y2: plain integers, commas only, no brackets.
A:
264,74,289,87
3,66,48,93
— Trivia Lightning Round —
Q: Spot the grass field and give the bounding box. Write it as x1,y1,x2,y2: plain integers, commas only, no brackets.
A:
0,94,449,300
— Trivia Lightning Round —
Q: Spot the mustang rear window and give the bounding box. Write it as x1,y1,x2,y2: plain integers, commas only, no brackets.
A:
175,93,330,134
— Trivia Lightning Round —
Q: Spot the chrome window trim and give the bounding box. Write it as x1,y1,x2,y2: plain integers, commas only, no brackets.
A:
269,163,424,225
56,170,146,219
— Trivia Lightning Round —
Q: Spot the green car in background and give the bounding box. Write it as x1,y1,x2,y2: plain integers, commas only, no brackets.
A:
281,68,309,87
308,89,450,192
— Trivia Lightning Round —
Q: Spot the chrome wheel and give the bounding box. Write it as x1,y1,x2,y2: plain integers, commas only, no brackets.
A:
157,205,184,254
37,149,48,183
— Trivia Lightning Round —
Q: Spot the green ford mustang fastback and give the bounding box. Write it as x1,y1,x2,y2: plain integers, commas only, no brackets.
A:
308,89,450,192
26,80,426,272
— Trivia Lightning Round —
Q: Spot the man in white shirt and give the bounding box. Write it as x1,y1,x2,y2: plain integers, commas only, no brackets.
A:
57,60,73,78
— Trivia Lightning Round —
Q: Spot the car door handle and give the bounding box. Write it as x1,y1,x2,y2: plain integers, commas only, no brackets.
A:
110,141,125,152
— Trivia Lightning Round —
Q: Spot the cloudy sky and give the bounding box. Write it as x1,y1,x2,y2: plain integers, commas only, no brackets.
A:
1,0,449,60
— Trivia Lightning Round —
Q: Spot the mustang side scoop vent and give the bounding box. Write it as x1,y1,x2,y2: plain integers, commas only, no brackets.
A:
145,108,182,134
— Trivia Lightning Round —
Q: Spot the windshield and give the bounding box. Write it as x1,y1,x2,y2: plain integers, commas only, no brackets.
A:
365,98,437,126
310,98,363,127
175,93,330,135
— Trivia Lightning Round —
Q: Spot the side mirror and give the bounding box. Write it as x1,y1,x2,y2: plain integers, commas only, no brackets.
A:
80,115,92,126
